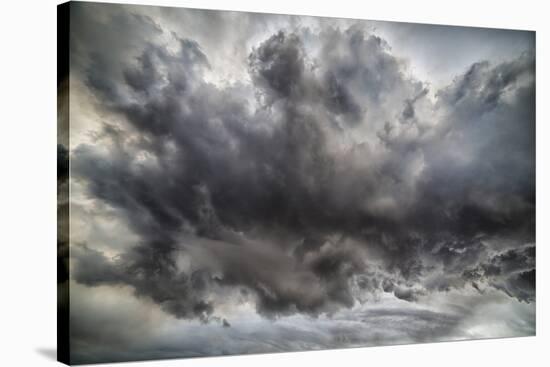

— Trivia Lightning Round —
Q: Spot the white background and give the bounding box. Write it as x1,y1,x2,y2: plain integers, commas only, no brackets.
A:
0,0,547,366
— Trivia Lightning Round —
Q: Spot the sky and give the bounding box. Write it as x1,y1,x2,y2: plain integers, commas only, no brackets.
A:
59,2,535,364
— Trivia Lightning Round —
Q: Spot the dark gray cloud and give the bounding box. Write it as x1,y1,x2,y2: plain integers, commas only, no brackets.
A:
70,11,535,320
66,3,535,362
462,245,535,302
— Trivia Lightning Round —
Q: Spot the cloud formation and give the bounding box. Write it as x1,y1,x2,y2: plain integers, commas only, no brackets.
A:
65,2,535,363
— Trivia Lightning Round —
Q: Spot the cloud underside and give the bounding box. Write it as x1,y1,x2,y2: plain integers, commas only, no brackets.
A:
66,3,535,356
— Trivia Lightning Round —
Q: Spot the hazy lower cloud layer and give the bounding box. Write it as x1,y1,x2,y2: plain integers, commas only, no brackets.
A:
64,2,535,364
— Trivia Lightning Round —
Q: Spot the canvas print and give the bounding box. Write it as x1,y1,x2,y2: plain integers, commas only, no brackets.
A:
57,1,536,365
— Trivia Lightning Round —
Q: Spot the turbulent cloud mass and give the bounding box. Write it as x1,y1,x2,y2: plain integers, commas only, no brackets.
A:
63,2,535,364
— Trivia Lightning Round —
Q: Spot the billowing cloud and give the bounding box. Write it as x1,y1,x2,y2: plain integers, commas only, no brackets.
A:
64,2,535,363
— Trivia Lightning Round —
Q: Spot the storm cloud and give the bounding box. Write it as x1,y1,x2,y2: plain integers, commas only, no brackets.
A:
64,2,535,363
